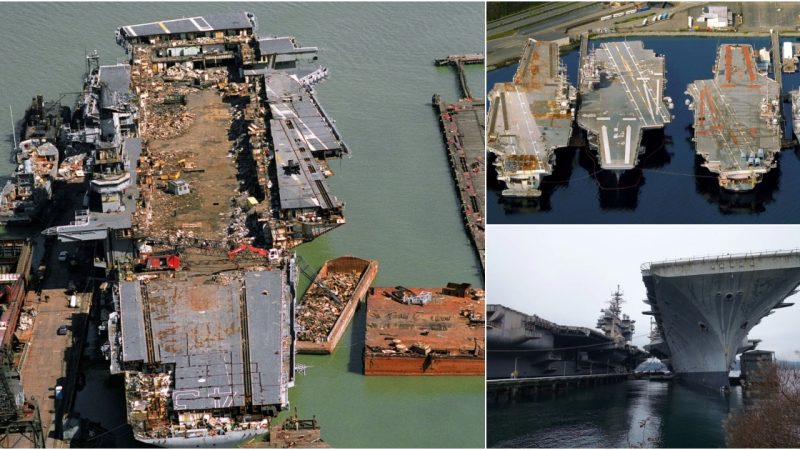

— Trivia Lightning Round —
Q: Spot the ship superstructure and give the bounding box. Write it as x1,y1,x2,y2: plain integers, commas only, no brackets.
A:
0,97,69,225
687,44,782,191
487,39,576,197
577,40,672,175
487,297,646,380
642,251,800,389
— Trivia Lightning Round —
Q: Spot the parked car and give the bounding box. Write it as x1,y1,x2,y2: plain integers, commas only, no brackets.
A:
58,251,69,262
57,325,69,335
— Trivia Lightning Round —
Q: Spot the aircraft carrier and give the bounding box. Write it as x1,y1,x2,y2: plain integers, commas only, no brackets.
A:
642,250,800,390
577,40,672,175
487,39,576,197
687,44,782,192
486,287,646,380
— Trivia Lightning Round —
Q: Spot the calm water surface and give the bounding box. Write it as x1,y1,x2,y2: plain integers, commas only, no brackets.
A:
488,36,800,223
0,2,485,447
488,380,744,448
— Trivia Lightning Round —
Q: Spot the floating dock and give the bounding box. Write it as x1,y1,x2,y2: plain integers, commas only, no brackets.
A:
363,284,484,376
296,256,378,354
433,54,485,271
578,39,672,174
687,44,782,191
487,39,576,197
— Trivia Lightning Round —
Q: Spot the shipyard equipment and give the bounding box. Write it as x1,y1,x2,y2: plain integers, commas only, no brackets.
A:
642,250,800,389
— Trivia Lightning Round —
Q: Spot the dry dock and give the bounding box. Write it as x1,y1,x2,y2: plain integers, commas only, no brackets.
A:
578,38,672,174
433,54,485,271
687,43,782,191
487,39,576,198
296,256,378,354
363,284,484,376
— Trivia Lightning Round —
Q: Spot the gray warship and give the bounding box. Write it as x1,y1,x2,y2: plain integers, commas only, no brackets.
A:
577,40,672,176
642,250,800,390
487,39,576,198
686,44,782,191
486,286,646,380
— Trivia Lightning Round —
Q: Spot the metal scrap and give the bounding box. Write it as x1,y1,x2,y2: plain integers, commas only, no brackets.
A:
296,273,359,342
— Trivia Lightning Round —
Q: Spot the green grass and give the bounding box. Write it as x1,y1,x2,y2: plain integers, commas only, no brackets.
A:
487,29,518,41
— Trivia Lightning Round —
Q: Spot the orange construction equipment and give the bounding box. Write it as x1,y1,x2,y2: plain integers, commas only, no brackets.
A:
227,245,269,260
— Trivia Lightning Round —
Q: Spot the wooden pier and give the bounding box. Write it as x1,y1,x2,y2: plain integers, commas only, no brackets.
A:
487,373,631,402
435,54,484,100
432,54,486,272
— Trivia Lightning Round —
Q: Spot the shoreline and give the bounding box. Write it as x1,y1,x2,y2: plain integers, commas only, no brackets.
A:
488,30,800,71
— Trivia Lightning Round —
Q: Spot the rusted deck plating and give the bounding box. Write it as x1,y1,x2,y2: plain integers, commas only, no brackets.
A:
364,286,485,375
487,39,575,197
688,44,782,191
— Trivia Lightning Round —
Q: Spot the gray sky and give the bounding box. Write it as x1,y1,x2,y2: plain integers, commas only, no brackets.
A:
488,225,800,361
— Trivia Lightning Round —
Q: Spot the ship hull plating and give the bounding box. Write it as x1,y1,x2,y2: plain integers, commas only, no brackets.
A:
643,252,800,389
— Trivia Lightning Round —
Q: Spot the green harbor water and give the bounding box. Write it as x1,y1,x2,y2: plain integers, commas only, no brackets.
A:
0,2,485,447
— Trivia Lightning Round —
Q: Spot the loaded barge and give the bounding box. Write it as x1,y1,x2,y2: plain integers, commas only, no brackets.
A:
296,256,378,354
364,284,485,376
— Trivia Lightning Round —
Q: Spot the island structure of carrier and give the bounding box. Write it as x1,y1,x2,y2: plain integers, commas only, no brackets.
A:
686,44,782,192
642,250,800,390
486,286,646,380
577,39,672,176
487,39,576,197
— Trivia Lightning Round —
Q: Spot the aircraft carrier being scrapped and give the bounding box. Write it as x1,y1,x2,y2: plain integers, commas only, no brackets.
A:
687,44,782,192
487,39,576,197
642,251,800,390
578,39,672,174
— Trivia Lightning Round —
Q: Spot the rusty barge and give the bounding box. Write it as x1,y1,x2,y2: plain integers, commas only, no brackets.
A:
296,256,378,354
363,284,485,376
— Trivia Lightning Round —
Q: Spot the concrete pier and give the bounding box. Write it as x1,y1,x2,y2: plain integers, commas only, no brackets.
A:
487,373,630,402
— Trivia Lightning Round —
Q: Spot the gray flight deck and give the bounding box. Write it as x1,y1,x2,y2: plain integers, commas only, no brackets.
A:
487,39,576,198
578,41,671,173
118,12,255,39
119,270,288,409
687,44,782,192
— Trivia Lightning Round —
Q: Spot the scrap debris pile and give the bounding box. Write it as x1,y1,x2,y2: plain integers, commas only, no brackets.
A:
126,371,172,435
297,272,360,342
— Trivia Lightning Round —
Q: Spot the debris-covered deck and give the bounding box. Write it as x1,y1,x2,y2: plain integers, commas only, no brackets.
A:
364,285,485,375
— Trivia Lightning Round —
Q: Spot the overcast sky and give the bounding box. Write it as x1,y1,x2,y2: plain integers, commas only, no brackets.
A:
488,225,800,361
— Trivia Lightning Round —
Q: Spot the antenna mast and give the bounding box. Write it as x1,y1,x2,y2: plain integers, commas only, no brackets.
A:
9,105,17,150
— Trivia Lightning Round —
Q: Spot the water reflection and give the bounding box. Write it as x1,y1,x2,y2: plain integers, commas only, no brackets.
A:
579,129,672,210
487,380,741,448
693,154,780,214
